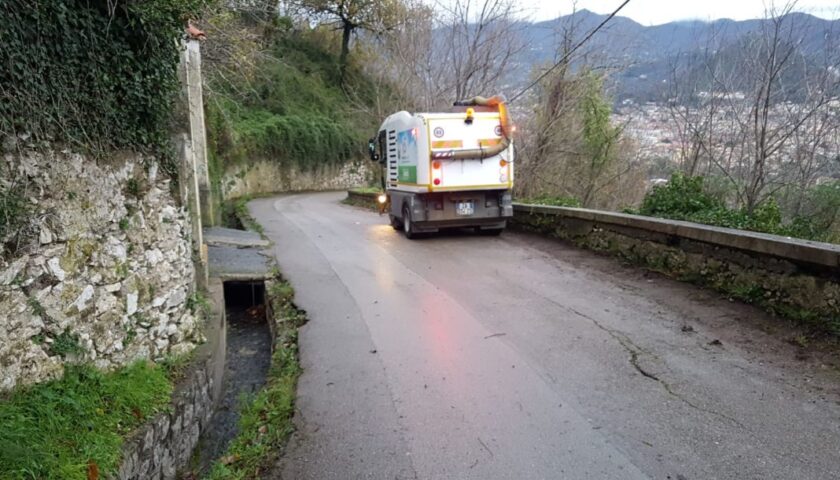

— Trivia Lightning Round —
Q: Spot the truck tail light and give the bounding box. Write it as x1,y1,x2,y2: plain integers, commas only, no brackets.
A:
432,162,442,186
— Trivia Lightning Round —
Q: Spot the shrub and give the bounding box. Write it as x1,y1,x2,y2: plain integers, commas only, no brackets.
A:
638,174,838,243
639,173,724,218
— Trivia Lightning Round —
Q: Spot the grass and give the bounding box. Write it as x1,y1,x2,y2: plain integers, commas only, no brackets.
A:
0,361,172,480
222,196,263,234
204,279,305,480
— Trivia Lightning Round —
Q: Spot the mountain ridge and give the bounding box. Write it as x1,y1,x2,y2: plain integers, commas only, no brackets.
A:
510,9,840,103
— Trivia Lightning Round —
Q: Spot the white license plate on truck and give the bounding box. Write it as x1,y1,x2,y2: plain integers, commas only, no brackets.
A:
456,200,475,216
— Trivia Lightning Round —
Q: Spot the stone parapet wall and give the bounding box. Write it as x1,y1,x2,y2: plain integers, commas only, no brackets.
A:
512,204,840,330
0,147,201,391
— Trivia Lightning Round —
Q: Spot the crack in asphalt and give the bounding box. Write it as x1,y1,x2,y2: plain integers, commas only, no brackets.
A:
566,306,746,429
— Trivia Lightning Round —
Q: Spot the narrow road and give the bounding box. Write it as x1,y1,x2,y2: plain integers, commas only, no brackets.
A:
251,192,840,480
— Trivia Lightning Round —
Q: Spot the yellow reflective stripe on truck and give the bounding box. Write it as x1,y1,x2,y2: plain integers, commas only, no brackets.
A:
430,184,509,192
431,140,464,149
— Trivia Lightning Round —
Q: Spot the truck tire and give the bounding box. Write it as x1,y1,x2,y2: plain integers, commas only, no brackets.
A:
389,214,402,230
402,205,418,239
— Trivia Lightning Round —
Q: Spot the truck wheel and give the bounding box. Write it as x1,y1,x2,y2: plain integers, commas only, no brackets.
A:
389,214,402,230
402,205,418,239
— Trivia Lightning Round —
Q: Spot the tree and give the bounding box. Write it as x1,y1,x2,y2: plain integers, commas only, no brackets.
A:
515,9,644,209
439,0,525,100
665,1,840,216
361,0,524,110
293,0,404,80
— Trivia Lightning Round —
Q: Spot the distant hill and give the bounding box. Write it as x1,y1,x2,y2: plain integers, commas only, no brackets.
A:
507,9,840,103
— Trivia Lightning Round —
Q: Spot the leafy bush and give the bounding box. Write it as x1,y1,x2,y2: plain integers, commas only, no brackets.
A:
638,173,838,242
0,362,172,479
640,173,724,218
0,0,204,162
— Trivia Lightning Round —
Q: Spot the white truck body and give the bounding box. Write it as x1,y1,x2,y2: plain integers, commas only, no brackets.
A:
371,99,515,237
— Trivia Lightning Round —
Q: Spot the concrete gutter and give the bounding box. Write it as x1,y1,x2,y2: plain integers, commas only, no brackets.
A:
513,203,840,269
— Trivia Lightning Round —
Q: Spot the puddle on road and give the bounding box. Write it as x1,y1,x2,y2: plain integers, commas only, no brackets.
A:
194,281,272,475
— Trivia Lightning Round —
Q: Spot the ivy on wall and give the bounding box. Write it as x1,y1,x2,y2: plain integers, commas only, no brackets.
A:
0,0,205,163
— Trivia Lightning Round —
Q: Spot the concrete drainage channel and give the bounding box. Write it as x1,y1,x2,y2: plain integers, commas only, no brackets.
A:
193,280,272,475
115,219,296,480
192,226,276,477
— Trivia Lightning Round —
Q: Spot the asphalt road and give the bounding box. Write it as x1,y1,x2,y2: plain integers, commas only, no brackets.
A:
251,192,840,480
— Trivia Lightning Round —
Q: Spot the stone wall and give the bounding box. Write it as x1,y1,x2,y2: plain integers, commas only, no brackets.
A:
512,204,840,332
0,146,201,391
117,277,226,480
223,159,373,199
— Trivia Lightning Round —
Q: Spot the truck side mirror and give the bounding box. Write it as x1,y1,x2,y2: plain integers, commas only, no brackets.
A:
368,139,379,162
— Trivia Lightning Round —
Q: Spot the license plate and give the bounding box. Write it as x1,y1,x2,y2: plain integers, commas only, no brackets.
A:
456,200,475,216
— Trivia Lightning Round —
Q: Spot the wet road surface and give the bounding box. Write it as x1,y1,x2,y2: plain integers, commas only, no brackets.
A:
250,192,840,480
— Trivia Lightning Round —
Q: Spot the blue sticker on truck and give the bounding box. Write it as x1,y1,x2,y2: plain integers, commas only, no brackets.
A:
397,129,418,183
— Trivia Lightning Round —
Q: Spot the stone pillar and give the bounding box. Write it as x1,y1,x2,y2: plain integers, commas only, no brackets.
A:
177,38,210,289
175,133,208,288
182,39,215,226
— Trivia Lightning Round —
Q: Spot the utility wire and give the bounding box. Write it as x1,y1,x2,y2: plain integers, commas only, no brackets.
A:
509,0,632,103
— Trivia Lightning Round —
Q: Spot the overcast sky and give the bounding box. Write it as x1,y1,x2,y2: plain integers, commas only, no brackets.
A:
521,0,840,25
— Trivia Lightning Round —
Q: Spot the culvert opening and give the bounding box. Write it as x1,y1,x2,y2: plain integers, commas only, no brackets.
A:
195,280,272,475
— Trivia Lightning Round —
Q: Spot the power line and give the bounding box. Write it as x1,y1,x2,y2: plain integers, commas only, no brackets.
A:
509,0,632,104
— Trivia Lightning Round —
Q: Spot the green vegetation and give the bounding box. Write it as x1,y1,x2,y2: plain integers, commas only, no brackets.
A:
222,196,263,234
206,29,376,173
203,16,390,216
636,173,840,243
0,182,30,252
49,330,85,359
0,362,172,480
517,195,582,207
0,0,204,166
187,291,213,317
205,279,305,480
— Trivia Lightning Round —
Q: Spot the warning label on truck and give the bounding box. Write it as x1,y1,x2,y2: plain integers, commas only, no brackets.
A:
397,129,418,183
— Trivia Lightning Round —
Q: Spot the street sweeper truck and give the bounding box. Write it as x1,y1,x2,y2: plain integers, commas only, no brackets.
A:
368,95,515,238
